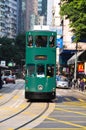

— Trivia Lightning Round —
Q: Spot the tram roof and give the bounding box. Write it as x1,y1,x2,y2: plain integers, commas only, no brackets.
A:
26,30,57,35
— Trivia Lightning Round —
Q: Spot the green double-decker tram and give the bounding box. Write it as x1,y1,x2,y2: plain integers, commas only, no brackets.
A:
25,30,57,100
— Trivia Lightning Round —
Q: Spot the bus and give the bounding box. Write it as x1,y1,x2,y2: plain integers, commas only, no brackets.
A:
25,30,57,100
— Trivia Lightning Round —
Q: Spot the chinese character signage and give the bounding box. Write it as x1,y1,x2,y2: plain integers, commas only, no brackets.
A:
78,63,84,72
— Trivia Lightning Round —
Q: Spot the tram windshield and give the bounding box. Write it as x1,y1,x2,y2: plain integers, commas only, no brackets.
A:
27,35,56,48
27,64,35,77
37,64,45,77
27,64,55,78
49,36,55,47
47,64,54,77
36,36,47,47
28,36,33,47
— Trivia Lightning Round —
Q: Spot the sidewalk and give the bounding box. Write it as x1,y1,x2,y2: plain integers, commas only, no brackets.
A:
72,87,86,95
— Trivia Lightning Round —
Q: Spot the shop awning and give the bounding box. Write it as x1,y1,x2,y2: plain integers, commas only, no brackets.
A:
67,51,84,65
0,65,8,69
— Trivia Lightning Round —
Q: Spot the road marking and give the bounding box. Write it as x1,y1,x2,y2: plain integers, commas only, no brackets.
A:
46,117,86,129
60,102,86,107
0,96,3,99
13,95,19,99
55,107,86,116
78,99,85,102
19,104,27,109
9,128,86,130
65,98,72,101
10,99,24,108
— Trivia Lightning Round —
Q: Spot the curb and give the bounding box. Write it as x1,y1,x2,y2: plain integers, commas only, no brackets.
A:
72,88,86,95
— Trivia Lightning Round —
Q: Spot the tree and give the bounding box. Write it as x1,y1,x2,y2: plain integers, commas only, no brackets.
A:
0,33,25,66
60,0,86,42
0,37,15,63
15,33,25,65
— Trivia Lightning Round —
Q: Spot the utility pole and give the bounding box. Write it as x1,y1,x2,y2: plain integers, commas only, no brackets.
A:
74,42,78,80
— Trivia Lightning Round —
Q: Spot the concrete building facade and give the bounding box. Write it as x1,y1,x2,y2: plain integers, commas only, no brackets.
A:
0,0,18,38
38,0,47,25
25,0,38,31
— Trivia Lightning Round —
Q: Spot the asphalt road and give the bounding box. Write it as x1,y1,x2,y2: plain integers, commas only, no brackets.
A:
0,80,86,130
34,88,86,130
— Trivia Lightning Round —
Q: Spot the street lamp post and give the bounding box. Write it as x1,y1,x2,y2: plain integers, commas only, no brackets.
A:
74,42,78,80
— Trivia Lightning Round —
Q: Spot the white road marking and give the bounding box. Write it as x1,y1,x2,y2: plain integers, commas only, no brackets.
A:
10,99,24,108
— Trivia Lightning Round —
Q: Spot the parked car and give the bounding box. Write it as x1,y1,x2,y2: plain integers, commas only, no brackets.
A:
5,75,16,84
1,70,12,83
56,75,69,88
1,75,8,81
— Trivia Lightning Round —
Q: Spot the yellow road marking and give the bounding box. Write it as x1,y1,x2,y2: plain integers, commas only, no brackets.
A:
78,99,85,102
0,96,3,99
46,117,86,129
55,107,86,116
19,104,27,108
65,98,72,101
31,129,86,130
56,101,86,107
14,128,86,130
13,95,19,99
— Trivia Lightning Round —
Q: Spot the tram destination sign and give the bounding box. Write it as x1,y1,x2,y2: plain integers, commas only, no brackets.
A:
35,55,47,60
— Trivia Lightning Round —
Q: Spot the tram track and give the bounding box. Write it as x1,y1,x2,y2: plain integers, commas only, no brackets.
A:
0,80,55,130
14,102,49,130
0,83,24,106
0,102,50,130
0,102,32,123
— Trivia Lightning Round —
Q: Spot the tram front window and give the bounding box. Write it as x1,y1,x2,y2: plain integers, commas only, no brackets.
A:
47,65,54,77
28,36,33,47
37,64,45,77
36,36,47,47
27,64,35,77
49,36,55,47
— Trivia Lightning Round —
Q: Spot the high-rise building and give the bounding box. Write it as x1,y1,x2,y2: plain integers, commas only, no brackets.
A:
17,0,22,34
0,0,18,38
47,0,53,26
38,0,47,25
25,0,38,31
21,0,26,33
17,0,26,34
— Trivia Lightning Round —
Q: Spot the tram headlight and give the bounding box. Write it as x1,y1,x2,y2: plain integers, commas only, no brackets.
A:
53,88,55,92
38,85,43,90
25,87,28,90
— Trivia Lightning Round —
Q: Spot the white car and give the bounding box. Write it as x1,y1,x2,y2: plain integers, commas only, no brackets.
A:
56,76,69,88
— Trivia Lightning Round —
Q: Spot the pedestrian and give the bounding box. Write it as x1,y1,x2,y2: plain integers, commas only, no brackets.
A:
77,78,80,91
72,78,76,88
80,79,85,92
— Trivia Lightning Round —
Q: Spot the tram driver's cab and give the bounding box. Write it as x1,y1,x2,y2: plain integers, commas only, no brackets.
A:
47,65,54,77
37,64,45,77
26,64,55,78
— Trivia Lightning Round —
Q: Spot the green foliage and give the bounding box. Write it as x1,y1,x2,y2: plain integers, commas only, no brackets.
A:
60,0,86,42
0,37,15,62
15,33,25,64
0,33,25,66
